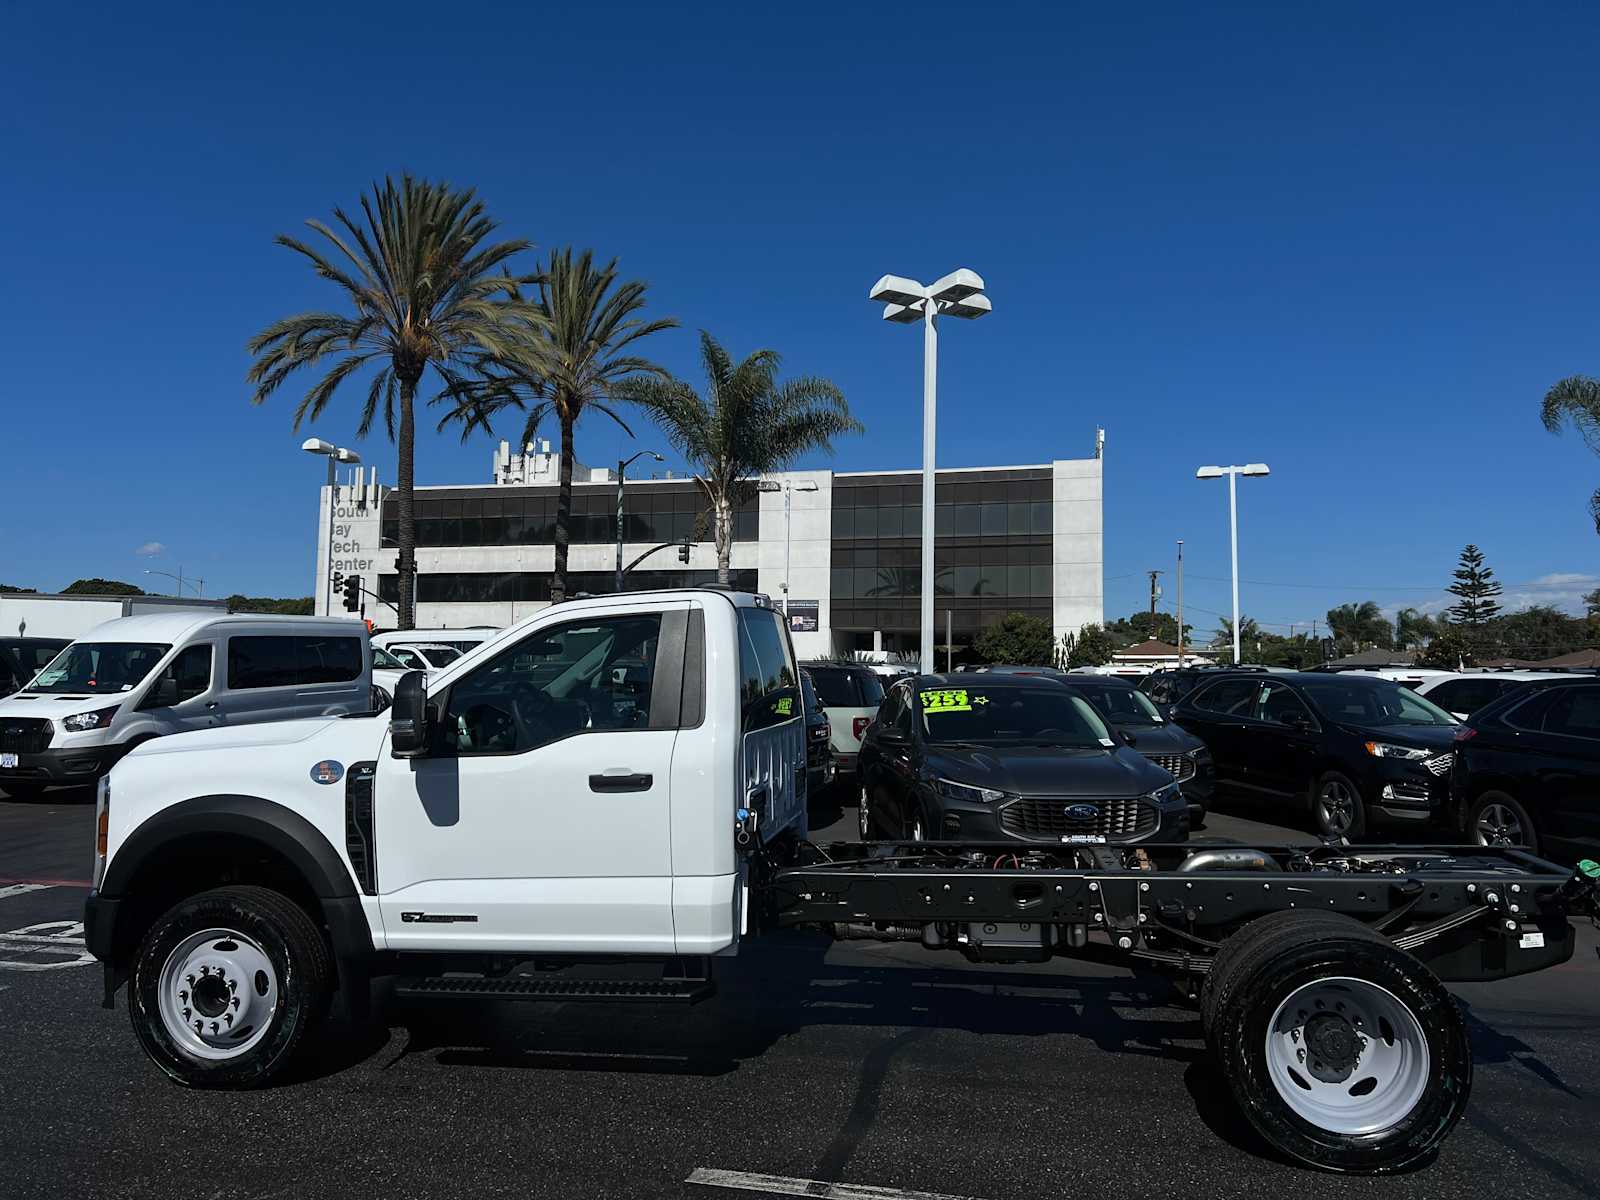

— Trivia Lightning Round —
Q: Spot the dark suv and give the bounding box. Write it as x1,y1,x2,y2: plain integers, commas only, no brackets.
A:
1170,671,1458,838
0,638,68,698
1139,665,1269,715
1450,676,1600,863
856,674,1186,844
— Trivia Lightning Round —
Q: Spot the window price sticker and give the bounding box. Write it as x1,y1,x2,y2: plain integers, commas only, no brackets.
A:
920,689,988,714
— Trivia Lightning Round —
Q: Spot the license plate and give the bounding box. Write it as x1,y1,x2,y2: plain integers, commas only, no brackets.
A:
0,753,17,769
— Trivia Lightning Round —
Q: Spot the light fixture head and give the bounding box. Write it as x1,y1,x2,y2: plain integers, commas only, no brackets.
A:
882,303,925,324
1240,463,1271,477
938,293,992,320
927,268,985,303
757,481,782,493
869,274,928,307
334,448,361,464
1195,466,1224,479
301,438,334,456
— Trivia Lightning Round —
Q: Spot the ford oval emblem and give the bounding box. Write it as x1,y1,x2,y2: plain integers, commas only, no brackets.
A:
1064,803,1099,821
310,760,345,786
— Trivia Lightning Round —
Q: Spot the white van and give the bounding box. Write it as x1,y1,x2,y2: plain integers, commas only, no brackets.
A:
0,613,371,796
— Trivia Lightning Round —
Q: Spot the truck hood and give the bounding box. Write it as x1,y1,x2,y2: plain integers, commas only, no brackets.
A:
1334,723,1458,752
127,717,341,758
925,744,1171,798
0,692,128,720
1114,722,1205,755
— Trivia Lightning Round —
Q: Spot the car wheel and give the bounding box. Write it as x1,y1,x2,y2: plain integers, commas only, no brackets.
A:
1313,771,1366,839
129,885,332,1088
1467,790,1539,854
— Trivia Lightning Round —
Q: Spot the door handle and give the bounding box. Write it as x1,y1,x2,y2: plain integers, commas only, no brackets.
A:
589,771,653,793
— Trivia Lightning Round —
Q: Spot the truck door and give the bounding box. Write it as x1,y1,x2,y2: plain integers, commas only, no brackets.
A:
372,602,688,952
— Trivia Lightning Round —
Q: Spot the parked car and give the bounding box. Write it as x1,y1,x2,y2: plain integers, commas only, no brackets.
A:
1412,671,1569,721
383,642,464,671
0,637,69,698
799,669,835,797
1139,664,1269,715
373,627,496,656
1054,674,1214,825
369,644,438,712
1169,671,1458,838
0,614,372,797
855,674,1186,844
802,661,885,782
1450,676,1600,862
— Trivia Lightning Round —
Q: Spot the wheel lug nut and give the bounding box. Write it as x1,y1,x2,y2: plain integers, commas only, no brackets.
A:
179,990,188,1003
231,997,240,1010
210,1021,219,1034
225,1013,233,1025
226,980,236,992
182,1008,191,1019
186,975,196,986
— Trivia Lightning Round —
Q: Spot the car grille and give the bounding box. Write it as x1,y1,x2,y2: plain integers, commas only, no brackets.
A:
999,796,1158,841
1423,752,1453,777
1144,753,1195,782
0,718,52,754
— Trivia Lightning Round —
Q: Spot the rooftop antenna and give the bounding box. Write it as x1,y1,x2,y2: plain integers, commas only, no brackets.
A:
1094,428,1105,460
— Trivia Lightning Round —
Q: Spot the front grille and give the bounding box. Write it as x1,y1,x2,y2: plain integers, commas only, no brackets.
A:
999,796,1158,841
1144,753,1195,782
1423,752,1453,777
0,718,52,754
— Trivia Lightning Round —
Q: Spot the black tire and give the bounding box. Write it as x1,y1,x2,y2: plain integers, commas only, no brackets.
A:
1465,789,1539,854
1202,910,1470,1173
129,885,332,1088
1311,770,1366,839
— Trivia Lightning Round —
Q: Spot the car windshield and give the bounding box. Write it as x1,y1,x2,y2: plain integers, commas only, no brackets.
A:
809,667,884,708
1300,679,1457,727
1069,683,1163,725
27,642,171,695
423,646,462,665
918,684,1112,748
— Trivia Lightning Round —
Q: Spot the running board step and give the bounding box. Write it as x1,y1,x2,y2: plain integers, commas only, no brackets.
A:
393,976,715,1004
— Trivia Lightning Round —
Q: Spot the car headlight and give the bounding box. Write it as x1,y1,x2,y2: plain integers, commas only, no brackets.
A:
1364,741,1430,760
62,707,119,732
1149,782,1184,808
931,777,1007,804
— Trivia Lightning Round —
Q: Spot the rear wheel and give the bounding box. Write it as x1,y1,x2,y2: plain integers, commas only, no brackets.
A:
1467,790,1538,854
1202,911,1470,1173
129,885,332,1088
1312,771,1366,839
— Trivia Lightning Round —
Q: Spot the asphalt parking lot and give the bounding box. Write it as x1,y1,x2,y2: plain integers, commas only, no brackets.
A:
2,783,1597,1200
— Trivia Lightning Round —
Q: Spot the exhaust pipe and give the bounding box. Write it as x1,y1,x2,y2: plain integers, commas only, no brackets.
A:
1177,847,1273,873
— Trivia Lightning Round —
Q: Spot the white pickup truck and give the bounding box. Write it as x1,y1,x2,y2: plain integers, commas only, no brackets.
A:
84,587,1599,1175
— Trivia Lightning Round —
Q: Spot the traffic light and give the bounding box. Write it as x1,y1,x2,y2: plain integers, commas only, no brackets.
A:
678,543,691,564
343,574,362,612
331,570,344,595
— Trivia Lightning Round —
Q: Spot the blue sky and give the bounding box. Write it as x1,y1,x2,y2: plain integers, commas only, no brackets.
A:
4,2,1598,638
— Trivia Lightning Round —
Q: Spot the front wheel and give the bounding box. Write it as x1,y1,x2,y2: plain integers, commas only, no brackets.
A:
129,886,332,1087
1312,771,1366,839
1466,790,1539,854
1204,911,1470,1173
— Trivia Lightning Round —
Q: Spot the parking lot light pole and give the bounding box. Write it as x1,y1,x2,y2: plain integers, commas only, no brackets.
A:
302,438,361,616
1195,463,1270,665
759,478,819,615
869,269,991,673
615,450,664,592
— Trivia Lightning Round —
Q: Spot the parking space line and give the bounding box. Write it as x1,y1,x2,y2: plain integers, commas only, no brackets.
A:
686,1168,982,1200
0,884,53,901
0,878,90,888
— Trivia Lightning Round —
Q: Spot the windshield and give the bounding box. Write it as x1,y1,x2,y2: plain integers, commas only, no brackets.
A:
1300,679,1457,727
28,642,171,695
372,646,408,670
809,667,884,708
1069,683,1163,725
918,685,1113,748
422,646,462,666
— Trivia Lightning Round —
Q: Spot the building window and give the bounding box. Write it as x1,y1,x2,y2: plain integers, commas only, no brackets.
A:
377,569,760,606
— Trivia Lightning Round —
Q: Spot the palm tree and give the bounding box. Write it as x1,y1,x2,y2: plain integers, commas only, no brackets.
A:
1541,375,1600,532
621,332,861,584
247,175,535,628
440,248,676,603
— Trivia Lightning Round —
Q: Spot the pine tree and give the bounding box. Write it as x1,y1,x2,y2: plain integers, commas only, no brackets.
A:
1446,545,1503,626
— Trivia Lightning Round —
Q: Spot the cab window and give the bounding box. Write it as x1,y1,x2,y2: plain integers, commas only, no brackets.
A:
738,607,798,731
170,644,213,703
1191,677,1260,716
1256,683,1313,727
439,614,662,755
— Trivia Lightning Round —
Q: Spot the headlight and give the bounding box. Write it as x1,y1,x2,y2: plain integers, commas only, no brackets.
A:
1149,782,1184,808
62,707,119,732
932,776,1007,804
1364,742,1430,760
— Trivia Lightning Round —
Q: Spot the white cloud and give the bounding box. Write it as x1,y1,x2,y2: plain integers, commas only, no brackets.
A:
1382,572,1599,620
134,541,165,558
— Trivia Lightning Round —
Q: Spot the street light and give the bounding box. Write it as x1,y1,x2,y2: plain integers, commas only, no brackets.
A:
870,268,991,672
616,450,665,591
303,438,361,616
144,568,203,598
1195,463,1270,665
758,478,819,615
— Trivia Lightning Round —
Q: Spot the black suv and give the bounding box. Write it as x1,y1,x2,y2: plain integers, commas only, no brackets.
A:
1450,676,1600,863
856,674,1186,844
1170,671,1458,838
1055,675,1214,825
1139,664,1269,715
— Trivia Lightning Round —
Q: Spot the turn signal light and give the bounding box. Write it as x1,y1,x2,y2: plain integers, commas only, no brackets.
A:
1453,727,1477,743
96,805,108,858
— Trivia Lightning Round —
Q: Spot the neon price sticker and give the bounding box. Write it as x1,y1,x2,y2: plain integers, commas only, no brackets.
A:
920,689,987,714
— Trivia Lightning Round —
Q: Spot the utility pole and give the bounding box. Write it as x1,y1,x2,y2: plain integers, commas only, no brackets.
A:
1175,541,1184,663
1147,570,1164,630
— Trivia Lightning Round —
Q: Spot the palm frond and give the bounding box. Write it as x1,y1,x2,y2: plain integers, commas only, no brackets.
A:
1542,375,1600,451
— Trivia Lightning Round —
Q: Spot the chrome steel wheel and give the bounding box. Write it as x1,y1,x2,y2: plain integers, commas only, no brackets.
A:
1264,977,1430,1136
1474,801,1524,847
156,928,279,1061
1317,779,1357,835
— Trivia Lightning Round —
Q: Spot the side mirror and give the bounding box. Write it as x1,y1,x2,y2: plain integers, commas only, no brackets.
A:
153,676,179,707
1118,729,1137,747
389,671,430,758
1283,711,1311,731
